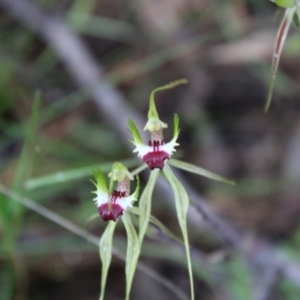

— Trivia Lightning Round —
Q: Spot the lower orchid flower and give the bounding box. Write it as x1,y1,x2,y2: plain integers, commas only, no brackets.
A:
92,163,137,222
92,163,140,300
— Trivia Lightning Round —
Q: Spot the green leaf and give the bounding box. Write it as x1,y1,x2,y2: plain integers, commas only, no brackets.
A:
138,169,160,243
274,0,295,8
99,221,117,300
163,163,194,300
148,79,188,119
169,159,235,185
122,213,141,300
128,119,143,144
265,7,295,111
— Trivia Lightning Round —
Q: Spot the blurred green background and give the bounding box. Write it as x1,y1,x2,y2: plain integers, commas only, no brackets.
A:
1,0,300,299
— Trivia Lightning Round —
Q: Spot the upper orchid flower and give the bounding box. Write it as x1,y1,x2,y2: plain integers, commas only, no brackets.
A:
128,79,186,170
92,162,138,221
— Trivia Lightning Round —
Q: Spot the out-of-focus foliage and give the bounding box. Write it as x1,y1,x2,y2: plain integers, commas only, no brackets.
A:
1,0,300,299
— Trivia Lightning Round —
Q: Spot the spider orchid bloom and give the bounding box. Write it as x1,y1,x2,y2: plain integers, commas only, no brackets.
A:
128,79,187,170
92,163,138,222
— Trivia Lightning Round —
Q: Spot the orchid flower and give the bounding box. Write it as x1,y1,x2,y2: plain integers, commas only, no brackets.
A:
265,0,300,111
128,80,183,170
92,163,140,300
127,79,235,300
92,162,137,221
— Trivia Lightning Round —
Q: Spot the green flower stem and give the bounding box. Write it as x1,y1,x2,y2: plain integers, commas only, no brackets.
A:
99,221,117,300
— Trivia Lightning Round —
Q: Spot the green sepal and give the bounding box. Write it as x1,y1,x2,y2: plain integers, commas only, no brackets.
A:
128,119,143,144
173,114,180,139
169,159,235,185
274,0,295,8
122,213,141,300
138,168,160,243
133,175,140,199
99,221,117,300
129,206,183,244
91,168,108,193
109,162,134,181
148,79,188,119
163,163,194,300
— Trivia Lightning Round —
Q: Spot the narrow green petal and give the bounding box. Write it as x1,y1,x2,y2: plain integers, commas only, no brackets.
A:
122,213,141,300
138,169,160,243
133,175,140,198
128,119,143,144
265,7,295,111
99,221,117,300
149,215,183,245
148,79,188,119
173,114,180,138
93,168,108,193
163,163,194,300
129,206,183,244
169,159,235,185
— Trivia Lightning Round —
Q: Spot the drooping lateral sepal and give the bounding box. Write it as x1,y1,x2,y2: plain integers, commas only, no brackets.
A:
168,159,235,185
138,168,160,243
163,163,195,300
122,213,141,300
99,221,117,300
